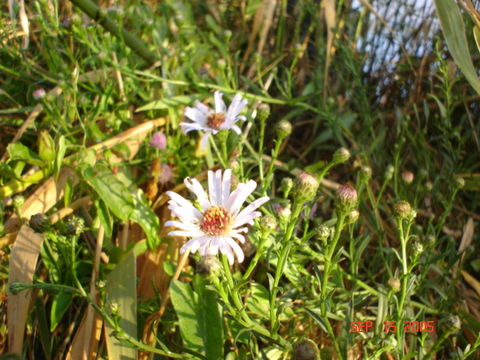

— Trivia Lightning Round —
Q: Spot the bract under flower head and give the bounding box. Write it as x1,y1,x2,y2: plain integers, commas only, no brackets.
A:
182,91,248,150
165,169,269,264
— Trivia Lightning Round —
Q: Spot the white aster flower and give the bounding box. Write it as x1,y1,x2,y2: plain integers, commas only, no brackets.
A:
165,169,269,264
182,91,248,150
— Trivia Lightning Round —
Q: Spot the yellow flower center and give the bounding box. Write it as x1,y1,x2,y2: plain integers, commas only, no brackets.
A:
207,113,226,130
201,206,231,235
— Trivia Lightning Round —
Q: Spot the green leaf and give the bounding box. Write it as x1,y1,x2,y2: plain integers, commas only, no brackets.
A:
81,164,160,248
54,135,67,180
0,162,20,181
7,143,45,167
170,278,224,359
50,291,73,332
435,0,480,95
246,283,270,320
105,249,137,360
170,280,204,353
136,95,198,112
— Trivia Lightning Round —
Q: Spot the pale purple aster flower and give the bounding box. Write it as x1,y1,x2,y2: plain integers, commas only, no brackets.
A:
165,169,269,264
182,91,248,150
33,88,46,100
150,131,167,150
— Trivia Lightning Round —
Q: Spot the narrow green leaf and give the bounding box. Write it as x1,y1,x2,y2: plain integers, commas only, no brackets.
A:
136,95,197,112
435,0,480,95
105,250,137,360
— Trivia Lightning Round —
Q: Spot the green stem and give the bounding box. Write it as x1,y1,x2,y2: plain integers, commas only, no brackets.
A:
262,138,283,195
242,234,268,280
210,136,228,169
320,213,346,316
0,168,48,200
68,0,158,65
269,202,302,332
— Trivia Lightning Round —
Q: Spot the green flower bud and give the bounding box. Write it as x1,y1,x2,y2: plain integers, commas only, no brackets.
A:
360,166,372,182
29,213,50,233
388,277,401,292
9,281,31,295
260,216,277,233
292,339,320,360
455,177,465,189
385,165,394,180
281,177,294,198
413,241,424,255
346,210,360,224
316,225,331,243
65,216,85,236
196,255,221,277
276,119,293,139
394,201,411,219
257,103,270,123
332,147,350,164
294,172,320,204
425,181,433,192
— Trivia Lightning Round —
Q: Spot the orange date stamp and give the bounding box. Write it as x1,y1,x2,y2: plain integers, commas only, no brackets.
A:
350,320,436,333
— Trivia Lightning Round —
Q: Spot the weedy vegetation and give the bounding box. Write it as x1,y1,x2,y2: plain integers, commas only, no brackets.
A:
1,0,480,359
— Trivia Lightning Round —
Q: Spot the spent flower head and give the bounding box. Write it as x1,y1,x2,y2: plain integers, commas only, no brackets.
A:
33,88,46,100
401,170,414,184
182,91,248,150
150,131,167,150
394,200,412,219
165,169,269,264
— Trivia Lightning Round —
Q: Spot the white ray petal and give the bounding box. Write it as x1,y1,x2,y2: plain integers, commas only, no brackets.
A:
185,107,208,125
234,196,269,223
225,180,257,216
232,211,261,227
184,177,210,210
214,91,226,114
225,236,245,263
221,169,232,207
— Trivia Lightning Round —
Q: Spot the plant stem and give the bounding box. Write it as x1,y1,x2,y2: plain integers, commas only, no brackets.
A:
269,202,302,332
262,138,283,195
68,0,158,65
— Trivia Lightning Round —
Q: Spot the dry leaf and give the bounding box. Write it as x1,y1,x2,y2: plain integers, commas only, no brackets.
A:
462,270,480,297
7,225,44,354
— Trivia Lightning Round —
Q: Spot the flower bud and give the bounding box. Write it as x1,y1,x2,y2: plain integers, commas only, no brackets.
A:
278,204,292,222
65,216,85,236
257,103,270,123
260,216,277,233
332,147,350,164
385,165,394,180
442,315,461,332
425,181,433,192
316,225,331,243
196,255,221,277
413,241,424,255
29,213,50,233
13,195,25,212
401,171,414,184
335,184,358,214
281,177,294,198
346,210,360,224
294,172,320,203
292,339,320,360
360,166,372,181
394,201,411,219
110,302,120,315
38,130,55,162
9,281,31,295
276,119,292,139
388,277,401,292
455,177,465,189
33,88,46,100
150,131,167,150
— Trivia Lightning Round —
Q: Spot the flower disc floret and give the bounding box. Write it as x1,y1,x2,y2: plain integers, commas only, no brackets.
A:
201,206,231,235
